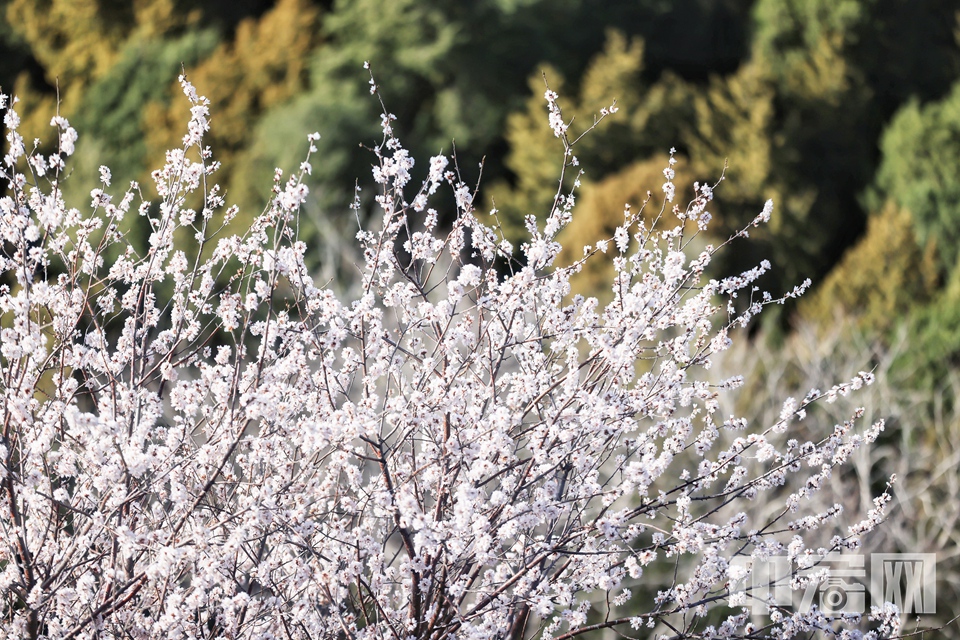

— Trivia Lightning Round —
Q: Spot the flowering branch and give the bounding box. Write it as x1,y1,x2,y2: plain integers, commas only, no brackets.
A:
0,74,908,640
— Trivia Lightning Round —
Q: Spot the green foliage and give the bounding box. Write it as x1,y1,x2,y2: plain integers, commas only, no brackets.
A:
476,0,960,322
7,0,133,90
484,68,567,245
685,62,777,213
874,81,960,272
231,0,470,225
3,0,203,138
493,0,883,300
1,0,323,267
894,279,960,392
0,0,34,96
72,29,220,184
750,0,866,101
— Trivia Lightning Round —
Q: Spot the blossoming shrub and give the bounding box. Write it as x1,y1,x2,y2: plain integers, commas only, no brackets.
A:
0,76,899,639
713,318,960,634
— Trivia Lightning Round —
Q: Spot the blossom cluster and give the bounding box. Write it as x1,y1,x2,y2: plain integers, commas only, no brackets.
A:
0,76,900,639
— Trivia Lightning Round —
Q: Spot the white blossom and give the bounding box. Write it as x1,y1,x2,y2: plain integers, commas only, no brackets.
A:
0,78,898,640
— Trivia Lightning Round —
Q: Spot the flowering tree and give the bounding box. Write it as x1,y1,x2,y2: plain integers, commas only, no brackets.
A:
0,74,902,640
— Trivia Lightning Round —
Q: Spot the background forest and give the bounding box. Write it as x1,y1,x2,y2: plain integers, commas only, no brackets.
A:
4,0,960,631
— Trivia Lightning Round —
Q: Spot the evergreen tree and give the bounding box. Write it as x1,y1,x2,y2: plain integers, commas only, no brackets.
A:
873,81,960,272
